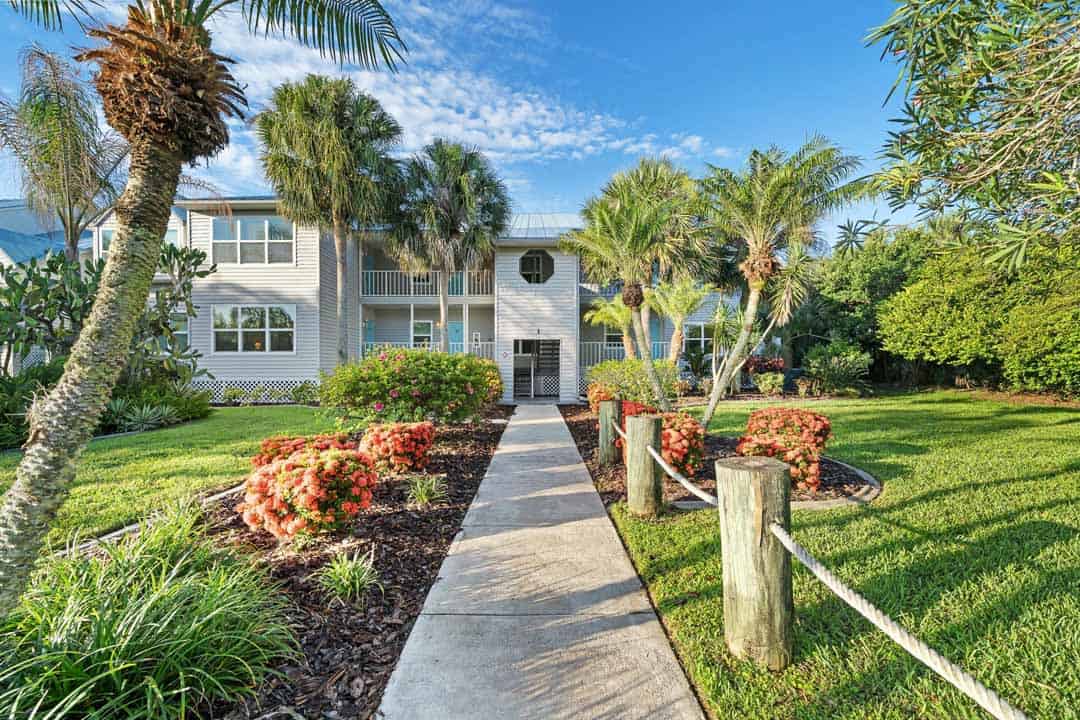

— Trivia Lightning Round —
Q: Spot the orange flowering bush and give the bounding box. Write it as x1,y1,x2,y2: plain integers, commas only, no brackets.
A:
586,382,615,413
237,447,378,540
735,407,832,491
251,433,359,468
616,401,706,477
361,421,436,473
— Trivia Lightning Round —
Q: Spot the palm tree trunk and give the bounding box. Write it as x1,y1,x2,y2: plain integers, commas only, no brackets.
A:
0,141,182,615
333,217,348,365
438,270,450,352
701,282,763,428
346,230,358,361
630,306,671,411
668,320,684,364
621,326,637,360
641,303,654,358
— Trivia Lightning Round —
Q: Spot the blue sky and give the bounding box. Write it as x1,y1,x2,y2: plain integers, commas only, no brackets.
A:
0,0,908,235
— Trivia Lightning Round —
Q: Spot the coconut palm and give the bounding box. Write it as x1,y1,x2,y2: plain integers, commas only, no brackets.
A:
0,47,127,260
583,296,636,360
699,136,863,427
388,140,510,352
561,192,680,411
257,75,401,364
0,0,404,614
645,278,712,363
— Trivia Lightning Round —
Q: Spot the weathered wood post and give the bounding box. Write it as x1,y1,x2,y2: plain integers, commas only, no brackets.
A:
597,399,622,466
626,414,663,517
716,456,793,670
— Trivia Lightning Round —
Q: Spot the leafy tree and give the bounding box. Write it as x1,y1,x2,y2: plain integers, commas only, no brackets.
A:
869,0,1080,270
388,140,510,352
583,296,636,360
0,47,127,260
257,74,401,364
0,0,404,614
645,278,711,363
998,272,1080,395
699,137,864,427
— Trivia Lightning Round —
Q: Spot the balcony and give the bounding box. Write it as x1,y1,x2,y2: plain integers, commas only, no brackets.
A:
361,341,495,360
579,341,671,369
361,270,493,298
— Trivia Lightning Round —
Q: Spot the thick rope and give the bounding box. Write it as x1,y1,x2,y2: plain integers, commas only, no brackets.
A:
769,523,1029,720
610,419,627,441
646,444,718,506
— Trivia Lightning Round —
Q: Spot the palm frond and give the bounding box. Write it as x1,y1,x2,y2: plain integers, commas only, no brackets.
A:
5,0,95,30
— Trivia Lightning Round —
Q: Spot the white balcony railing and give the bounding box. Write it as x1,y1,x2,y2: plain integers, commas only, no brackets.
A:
361,341,494,360
579,341,671,369
361,270,493,297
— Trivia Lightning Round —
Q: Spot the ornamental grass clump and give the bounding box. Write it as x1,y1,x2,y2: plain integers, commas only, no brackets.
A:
407,474,448,508
361,421,436,473
736,407,832,491
314,548,382,607
238,447,378,540
616,401,706,477
0,505,296,719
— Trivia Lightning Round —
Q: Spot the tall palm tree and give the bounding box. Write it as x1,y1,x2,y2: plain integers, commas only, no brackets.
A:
561,192,680,411
388,140,510,352
0,47,127,260
645,277,712,363
583,296,636,360
699,136,863,427
0,0,404,614
257,75,401,364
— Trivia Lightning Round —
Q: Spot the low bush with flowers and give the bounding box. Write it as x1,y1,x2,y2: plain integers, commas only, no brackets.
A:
614,400,706,477
735,407,832,492
744,356,786,375
361,421,436,473
586,382,615,413
320,349,502,423
237,447,378,540
251,433,359,468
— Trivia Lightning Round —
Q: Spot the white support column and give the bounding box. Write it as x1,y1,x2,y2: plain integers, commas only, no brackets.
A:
409,303,415,349
463,302,470,355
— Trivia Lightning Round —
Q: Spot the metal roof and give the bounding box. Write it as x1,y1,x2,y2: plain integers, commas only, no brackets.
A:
502,213,582,239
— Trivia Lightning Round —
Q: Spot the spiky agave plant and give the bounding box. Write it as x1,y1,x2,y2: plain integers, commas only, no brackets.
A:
0,0,404,614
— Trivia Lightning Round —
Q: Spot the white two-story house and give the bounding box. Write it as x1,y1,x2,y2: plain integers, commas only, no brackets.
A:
90,198,724,404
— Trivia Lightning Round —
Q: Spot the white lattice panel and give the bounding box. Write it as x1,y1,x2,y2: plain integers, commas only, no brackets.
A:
192,378,318,404
538,375,560,397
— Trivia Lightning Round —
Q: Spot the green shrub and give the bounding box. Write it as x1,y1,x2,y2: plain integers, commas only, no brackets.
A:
805,340,872,396
586,359,678,406
314,549,382,607
290,380,320,405
998,285,1080,395
752,371,785,396
119,403,181,432
320,349,502,423
0,358,65,449
407,474,448,507
221,387,246,406
0,505,296,719
114,379,211,425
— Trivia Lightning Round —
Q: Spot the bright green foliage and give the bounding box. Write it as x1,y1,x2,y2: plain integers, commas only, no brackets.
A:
0,359,65,449
320,349,502,423
998,277,1080,396
804,340,872,396
751,371,784,397
315,549,382,607
586,359,679,406
0,505,296,718
407,474,448,508
622,393,1080,719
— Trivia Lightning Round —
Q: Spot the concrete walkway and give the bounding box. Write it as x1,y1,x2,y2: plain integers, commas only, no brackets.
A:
377,404,704,720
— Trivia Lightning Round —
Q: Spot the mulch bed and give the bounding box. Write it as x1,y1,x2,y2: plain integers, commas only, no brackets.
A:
558,404,867,505
206,405,514,720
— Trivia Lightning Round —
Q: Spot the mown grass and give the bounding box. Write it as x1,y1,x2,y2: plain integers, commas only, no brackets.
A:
0,406,336,544
611,390,1079,719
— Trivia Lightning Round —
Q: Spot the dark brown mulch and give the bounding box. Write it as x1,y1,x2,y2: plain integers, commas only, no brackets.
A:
558,404,868,505
205,405,514,720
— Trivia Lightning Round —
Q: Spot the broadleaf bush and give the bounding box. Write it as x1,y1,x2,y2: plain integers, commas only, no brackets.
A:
804,340,871,396
744,356,785,374
361,421,436,473
752,371,785,396
586,359,678,406
736,407,832,491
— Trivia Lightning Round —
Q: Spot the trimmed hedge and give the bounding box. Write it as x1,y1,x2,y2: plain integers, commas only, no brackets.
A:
586,359,678,406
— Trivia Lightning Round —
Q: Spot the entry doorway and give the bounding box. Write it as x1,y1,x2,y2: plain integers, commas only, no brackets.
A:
513,339,560,399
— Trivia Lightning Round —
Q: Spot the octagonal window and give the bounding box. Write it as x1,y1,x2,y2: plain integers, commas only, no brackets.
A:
519,249,554,284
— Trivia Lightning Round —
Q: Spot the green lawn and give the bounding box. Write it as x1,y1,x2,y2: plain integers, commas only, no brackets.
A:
612,390,1079,719
0,406,336,544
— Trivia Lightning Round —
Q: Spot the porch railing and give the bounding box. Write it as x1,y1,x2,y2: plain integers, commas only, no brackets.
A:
579,341,672,369
361,270,493,297
361,341,494,360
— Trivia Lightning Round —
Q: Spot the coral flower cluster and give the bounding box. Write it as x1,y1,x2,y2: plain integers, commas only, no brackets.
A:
251,433,359,468
361,421,436,473
735,407,832,491
616,401,706,477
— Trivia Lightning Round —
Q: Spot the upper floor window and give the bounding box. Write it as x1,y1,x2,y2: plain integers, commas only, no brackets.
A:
520,249,554,284
212,215,294,265
212,304,295,353
164,228,179,246
604,327,623,346
99,229,113,259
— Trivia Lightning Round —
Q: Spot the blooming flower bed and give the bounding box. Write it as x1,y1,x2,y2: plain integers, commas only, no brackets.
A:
361,421,437,473
615,400,706,477
251,433,359,468
735,407,832,491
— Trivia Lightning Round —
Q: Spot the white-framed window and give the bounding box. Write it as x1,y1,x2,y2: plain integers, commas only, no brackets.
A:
211,215,294,265
684,323,712,353
604,326,623,346
99,229,113,259
412,320,433,347
164,228,179,247
212,304,296,353
163,313,189,351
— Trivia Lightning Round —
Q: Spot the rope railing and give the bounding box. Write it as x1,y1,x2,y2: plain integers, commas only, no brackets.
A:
645,444,718,506
768,522,1028,720
609,418,627,441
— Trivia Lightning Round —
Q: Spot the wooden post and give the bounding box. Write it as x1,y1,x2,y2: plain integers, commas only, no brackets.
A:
715,456,793,670
626,414,663,517
597,399,622,467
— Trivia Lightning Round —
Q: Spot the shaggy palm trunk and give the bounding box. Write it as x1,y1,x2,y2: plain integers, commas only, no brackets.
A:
630,305,671,411
702,281,764,428
437,269,450,352
0,142,182,614
333,218,349,364
641,303,654,358
668,321,684,364
621,327,637,360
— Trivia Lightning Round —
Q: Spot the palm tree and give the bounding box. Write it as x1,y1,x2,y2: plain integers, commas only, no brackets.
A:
257,75,401,364
561,192,680,411
0,0,404,614
388,140,510,352
645,278,712,363
0,47,127,260
583,296,636,360
699,136,863,427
